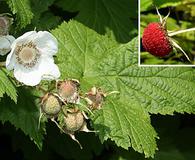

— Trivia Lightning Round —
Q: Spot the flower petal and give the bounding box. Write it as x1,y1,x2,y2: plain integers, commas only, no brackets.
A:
34,31,58,56
11,31,36,48
13,57,60,86
38,57,60,80
0,35,15,55
13,64,42,86
5,35,16,69
6,50,16,70
5,35,15,44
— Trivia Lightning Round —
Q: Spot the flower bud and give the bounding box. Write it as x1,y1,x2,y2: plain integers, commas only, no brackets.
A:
57,108,95,148
0,35,15,56
57,79,80,104
0,14,13,36
86,87,105,110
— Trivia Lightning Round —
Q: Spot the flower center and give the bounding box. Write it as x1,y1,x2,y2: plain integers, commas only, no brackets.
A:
15,41,40,68
19,47,35,62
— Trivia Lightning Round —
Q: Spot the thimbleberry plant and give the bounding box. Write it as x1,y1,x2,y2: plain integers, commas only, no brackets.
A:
0,0,195,160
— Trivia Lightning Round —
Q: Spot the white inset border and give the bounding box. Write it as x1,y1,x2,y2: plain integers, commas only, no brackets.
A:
138,0,195,67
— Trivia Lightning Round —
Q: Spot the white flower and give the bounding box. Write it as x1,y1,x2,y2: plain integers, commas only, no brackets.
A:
0,35,15,55
6,31,60,86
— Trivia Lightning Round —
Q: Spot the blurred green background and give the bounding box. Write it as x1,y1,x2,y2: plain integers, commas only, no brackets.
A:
2,114,195,160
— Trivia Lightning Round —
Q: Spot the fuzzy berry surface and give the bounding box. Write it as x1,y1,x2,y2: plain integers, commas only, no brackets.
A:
41,94,61,116
64,112,84,132
142,22,173,57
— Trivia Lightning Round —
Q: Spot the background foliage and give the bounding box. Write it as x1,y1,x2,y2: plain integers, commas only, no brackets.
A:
1,0,195,159
140,0,195,65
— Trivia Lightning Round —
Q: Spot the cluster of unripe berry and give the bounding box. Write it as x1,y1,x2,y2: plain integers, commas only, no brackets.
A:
40,79,109,148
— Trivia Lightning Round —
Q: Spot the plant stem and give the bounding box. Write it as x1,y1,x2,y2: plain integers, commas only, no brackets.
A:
36,85,47,93
171,39,191,62
169,28,195,36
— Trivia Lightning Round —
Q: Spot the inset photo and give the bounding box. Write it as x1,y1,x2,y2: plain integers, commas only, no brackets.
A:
139,0,195,66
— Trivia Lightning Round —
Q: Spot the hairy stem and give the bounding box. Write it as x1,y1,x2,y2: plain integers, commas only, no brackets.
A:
36,85,47,94
169,28,195,36
171,39,191,62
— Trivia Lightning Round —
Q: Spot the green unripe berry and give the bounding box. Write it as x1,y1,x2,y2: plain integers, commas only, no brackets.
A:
64,111,84,132
41,93,62,117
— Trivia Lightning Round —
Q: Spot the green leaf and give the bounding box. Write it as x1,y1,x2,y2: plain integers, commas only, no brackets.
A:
141,0,182,12
55,0,137,43
92,98,158,158
0,87,45,149
153,0,182,8
140,0,153,12
16,0,61,31
0,69,17,103
52,20,195,156
52,21,157,157
30,0,55,15
30,0,57,28
6,0,33,28
32,12,61,30
53,20,195,115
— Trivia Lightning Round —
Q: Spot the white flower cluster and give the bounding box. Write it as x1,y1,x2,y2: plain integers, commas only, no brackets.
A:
0,14,60,86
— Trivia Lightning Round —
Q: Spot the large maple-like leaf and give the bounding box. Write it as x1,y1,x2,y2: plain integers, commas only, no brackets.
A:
0,69,17,102
6,0,33,28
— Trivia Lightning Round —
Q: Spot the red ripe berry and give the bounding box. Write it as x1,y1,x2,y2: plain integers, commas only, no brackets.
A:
142,22,173,57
